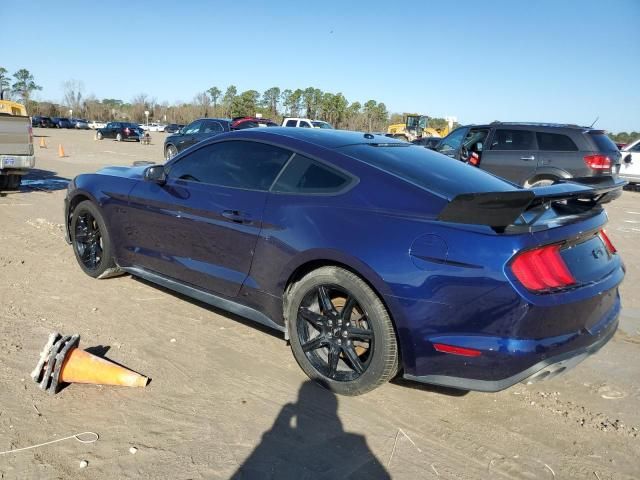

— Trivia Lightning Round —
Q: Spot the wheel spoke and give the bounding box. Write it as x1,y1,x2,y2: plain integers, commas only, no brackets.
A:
342,344,365,374
317,286,334,314
327,344,340,378
349,327,373,341
340,295,357,321
301,335,327,352
299,307,325,330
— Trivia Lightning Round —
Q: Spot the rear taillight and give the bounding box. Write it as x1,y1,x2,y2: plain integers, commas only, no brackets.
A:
584,154,611,170
511,244,576,291
124,128,130,134
600,229,617,254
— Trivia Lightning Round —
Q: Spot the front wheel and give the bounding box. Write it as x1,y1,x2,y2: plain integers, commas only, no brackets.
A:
165,145,178,161
70,201,116,278
287,266,398,395
96,131,103,140
116,133,122,142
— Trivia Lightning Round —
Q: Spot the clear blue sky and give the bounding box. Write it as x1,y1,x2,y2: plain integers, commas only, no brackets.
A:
2,0,639,131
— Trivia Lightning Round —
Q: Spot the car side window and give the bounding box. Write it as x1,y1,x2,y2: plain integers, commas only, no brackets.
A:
168,141,292,190
631,143,640,152
300,121,311,128
536,132,578,151
272,154,351,194
437,127,467,155
184,120,202,135
490,129,535,150
202,121,223,134
285,120,297,127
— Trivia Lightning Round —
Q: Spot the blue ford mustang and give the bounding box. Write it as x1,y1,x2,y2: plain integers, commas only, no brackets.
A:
64,128,625,395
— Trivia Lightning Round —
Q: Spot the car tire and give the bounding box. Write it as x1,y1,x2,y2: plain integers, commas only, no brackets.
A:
6,175,21,190
524,176,559,188
165,145,178,161
70,200,116,278
116,133,122,142
96,131,103,140
286,266,398,396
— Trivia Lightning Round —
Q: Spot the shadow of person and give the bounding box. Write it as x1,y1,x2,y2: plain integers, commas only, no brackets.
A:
231,381,390,480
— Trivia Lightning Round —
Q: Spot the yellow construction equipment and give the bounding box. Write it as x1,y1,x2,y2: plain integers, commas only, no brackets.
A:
0,100,27,116
387,114,449,142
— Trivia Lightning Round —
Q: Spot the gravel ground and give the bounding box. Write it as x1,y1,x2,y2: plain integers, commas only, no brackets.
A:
0,128,638,479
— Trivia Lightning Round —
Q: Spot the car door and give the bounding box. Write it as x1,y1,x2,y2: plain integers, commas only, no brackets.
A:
175,120,203,153
124,140,293,297
107,122,119,138
536,131,580,177
480,128,538,184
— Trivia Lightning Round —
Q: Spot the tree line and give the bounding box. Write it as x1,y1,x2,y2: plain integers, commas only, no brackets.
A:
2,66,637,142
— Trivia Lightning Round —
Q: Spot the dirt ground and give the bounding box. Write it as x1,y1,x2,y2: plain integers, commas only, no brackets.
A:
0,128,638,479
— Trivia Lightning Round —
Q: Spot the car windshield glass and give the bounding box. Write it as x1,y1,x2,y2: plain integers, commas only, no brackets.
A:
339,144,515,198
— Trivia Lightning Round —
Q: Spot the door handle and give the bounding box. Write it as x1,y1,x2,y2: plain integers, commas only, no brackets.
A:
520,155,536,161
222,210,251,224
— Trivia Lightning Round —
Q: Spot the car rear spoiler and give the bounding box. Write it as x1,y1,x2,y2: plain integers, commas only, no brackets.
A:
438,176,626,230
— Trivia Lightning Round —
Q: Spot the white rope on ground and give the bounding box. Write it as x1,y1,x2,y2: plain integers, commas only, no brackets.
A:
0,432,98,456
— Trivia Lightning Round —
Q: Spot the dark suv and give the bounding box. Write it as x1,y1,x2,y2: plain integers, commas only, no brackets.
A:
164,118,231,160
96,122,142,142
434,123,621,187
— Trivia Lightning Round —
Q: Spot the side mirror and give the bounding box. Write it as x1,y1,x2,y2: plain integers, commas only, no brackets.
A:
144,165,167,185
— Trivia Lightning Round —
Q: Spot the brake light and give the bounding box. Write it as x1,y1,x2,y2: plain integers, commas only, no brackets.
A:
600,229,617,254
511,244,576,291
584,154,611,170
433,343,482,357
124,128,130,134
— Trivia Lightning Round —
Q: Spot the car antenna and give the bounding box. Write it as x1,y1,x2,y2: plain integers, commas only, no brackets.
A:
589,116,599,128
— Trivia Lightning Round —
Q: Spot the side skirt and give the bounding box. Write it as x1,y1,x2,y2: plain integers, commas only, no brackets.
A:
122,266,287,336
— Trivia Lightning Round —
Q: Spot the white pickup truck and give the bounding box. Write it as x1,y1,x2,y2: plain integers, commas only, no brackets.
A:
0,113,36,190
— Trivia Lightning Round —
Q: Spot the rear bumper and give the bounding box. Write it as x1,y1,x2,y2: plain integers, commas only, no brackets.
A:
0,154,35,171
403,294,620,392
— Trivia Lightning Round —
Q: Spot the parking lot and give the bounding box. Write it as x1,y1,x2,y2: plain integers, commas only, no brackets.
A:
0,128,639,479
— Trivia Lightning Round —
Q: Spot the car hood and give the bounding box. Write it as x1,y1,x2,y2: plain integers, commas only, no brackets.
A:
97,165,149,180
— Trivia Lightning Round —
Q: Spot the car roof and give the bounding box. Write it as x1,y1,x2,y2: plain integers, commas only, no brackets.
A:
466,122,593,131
213,127,405,149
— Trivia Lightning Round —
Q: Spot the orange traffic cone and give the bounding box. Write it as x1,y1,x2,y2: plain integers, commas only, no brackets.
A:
31,332,149,394
58,144,65,158
39,137,47,148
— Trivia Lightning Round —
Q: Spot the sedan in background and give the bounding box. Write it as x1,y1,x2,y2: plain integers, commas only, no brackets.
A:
71,118,90,129
64,129,624,395
164,118,231,160
95,122,142,142
52,117,73,129
31,115,56,128
89,120,107,129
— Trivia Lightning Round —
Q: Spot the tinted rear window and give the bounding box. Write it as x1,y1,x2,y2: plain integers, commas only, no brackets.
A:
339,144,515,198
589,133,619,152
536,132,578,151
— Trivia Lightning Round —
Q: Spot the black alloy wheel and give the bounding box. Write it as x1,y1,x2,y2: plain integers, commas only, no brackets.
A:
70,201,116,278
297,284,374,382
287,266,398,395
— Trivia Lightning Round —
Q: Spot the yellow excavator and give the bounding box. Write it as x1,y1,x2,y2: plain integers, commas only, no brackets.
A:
387,114,449,142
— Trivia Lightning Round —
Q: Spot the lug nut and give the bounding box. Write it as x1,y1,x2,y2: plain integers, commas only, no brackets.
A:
342,331,348,338
337,339,342,345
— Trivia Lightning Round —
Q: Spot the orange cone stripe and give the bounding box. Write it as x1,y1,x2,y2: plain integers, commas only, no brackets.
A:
60,348,148,387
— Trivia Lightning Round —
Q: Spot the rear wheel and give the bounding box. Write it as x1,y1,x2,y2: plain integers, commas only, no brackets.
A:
96,131,103,140
287,266,398,395
6,175,21,190
70,201,116,278
524,176,559,188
